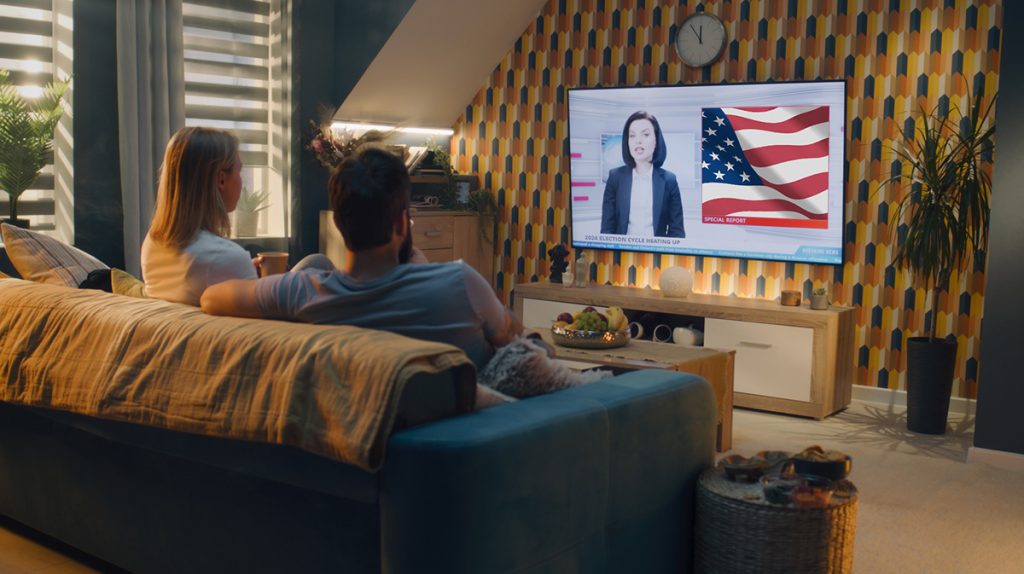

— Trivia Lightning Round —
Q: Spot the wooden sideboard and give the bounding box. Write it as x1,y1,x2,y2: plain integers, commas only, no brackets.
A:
514,282,855,419
319,209,494,285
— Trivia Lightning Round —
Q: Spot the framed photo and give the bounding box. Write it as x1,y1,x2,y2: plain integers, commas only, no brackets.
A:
452,174,478,204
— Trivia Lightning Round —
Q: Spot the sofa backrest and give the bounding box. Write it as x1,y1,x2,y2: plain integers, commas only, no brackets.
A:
0,279,475,471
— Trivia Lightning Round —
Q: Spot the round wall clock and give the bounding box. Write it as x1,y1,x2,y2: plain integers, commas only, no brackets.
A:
675,12,727,67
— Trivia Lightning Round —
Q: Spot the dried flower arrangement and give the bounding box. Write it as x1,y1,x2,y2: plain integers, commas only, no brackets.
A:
306,118,392,170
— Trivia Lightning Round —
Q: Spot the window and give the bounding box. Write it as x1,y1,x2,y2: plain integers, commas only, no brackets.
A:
182,0,290,238
0,0,73,239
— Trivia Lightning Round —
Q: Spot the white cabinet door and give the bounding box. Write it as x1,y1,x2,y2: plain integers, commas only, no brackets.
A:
705,318,813,402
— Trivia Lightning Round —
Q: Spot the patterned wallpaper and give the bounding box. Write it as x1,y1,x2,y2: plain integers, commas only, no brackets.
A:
450,0,1002,398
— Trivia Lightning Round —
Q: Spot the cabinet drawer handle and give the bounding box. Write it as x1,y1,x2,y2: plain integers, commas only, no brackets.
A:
424,230,443,237
738,341,772,349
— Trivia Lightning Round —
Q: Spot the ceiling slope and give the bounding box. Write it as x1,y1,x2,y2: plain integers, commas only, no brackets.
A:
333,0,547,129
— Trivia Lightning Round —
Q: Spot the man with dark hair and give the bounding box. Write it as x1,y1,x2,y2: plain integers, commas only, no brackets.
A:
200,148,524,371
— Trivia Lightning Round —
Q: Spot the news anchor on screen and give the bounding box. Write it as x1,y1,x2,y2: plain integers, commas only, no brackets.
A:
600,111,685,238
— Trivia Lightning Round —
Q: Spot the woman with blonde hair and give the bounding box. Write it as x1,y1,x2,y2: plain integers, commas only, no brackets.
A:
142,126,257,305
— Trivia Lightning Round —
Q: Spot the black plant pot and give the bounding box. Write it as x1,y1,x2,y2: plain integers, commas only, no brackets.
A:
906,336,957,435
1,218,30,229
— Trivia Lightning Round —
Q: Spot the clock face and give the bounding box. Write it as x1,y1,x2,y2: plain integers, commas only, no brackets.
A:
675,13,727,67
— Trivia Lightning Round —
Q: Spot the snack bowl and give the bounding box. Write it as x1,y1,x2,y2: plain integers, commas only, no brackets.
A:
754,450,793,473
790,482,834,508
551,326,629,349
792,446,852,480
760,473,833,506
718,454,769,482
792,454,852,480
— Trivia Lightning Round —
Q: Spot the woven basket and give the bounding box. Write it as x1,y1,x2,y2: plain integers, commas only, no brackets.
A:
695,469,858,574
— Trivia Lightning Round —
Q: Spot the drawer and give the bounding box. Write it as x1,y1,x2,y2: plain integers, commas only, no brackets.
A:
704,318,813,402
412,217,454,249
419,247,454,263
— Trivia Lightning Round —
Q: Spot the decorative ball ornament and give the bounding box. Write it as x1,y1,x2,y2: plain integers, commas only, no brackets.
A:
659,266,693,298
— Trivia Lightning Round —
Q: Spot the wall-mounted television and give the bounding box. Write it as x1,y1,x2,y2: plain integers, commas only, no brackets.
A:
567,80,846,265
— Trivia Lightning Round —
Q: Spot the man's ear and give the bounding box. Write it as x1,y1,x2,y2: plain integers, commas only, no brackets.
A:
394,209,409,236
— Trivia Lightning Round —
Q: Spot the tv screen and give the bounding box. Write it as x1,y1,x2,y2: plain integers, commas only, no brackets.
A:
567,80,846,265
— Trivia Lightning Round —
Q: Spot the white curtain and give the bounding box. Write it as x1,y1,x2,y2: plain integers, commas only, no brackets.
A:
116,0,185,277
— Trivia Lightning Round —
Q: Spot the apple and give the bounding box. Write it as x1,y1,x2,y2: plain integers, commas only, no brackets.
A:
556,312,574,323
583,306,596,313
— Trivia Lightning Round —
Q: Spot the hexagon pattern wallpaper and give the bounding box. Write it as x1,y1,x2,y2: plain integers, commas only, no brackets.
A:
451,0,1002,398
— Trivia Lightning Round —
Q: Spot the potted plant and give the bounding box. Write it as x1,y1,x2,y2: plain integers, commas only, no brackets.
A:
887,85,996,434
810,287,829,310
0,70,69,228
234,186,270,237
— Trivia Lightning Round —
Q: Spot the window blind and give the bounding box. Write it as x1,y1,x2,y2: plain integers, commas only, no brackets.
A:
183,0,290,238
0,0,58,231
183,0,271,167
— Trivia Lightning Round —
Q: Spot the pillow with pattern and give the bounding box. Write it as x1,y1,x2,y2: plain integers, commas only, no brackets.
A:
111,268,148,298
1,223,108,287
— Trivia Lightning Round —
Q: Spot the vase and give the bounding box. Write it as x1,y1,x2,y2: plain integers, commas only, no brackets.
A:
235,211,258,238
659,266,692,297
810,294,830,310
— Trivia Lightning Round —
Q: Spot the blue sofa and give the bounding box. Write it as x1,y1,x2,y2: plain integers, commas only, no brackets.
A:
0,369,715,573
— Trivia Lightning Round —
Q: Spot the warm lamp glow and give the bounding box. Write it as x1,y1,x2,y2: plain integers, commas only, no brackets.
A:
331,121,454,136
397,126,455,136
331,121,395,133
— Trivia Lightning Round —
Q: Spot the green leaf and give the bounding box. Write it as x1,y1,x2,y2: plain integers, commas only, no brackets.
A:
883,77,996,339
0,69,69,215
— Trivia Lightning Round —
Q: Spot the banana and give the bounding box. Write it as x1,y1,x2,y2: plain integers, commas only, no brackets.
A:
606,306,627,332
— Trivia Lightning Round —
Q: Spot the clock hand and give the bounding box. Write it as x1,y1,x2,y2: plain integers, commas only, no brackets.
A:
690,23,703,44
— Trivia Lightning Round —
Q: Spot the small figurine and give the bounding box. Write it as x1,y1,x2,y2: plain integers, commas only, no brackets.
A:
548,244,570,284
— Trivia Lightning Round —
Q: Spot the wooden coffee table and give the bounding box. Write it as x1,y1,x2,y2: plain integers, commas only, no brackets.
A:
538,331,735,452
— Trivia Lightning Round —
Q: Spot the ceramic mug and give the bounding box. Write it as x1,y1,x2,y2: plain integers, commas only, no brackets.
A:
652,324,673,343
257,251,289,277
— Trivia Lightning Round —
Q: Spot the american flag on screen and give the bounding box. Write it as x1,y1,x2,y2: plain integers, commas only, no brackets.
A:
700,106,830,229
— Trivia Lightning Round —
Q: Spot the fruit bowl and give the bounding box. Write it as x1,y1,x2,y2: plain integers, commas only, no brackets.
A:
551,325,629,349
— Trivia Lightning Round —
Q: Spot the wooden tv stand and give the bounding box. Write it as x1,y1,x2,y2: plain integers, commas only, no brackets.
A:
514,282,855,419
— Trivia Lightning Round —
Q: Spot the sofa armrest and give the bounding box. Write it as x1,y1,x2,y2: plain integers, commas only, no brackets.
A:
379,370,716,574
560,370,717,573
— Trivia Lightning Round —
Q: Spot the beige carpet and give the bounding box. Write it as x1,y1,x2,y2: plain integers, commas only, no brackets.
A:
726,401,1024,574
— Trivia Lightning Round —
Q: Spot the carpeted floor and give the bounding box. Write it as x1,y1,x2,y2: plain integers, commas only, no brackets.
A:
727,401,1024,574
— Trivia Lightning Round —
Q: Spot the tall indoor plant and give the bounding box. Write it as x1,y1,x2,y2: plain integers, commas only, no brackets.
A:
0,70,69,228
889,87,996,434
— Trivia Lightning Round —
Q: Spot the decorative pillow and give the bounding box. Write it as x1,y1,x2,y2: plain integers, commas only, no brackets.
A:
479,337,612,399
1,223,108,287
111,268,148,298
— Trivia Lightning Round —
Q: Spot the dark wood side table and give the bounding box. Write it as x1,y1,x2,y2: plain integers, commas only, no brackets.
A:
695,468,858,574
